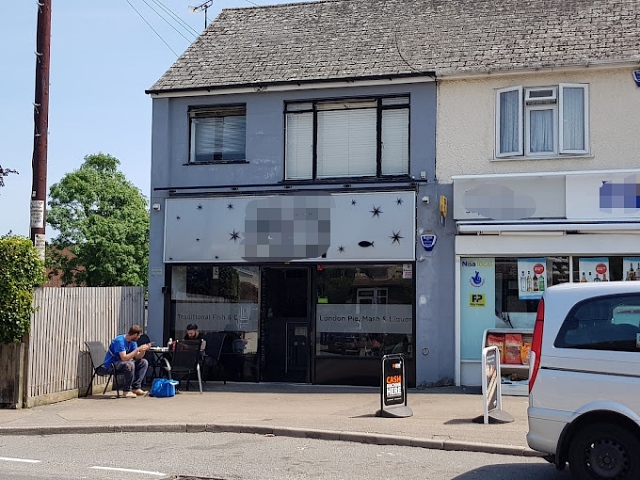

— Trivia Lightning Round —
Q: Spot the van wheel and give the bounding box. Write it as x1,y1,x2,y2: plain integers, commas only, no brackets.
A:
568,423,640,480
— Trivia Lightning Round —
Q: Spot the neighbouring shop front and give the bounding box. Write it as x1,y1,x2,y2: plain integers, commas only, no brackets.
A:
453,169,640,389
162,190,417,386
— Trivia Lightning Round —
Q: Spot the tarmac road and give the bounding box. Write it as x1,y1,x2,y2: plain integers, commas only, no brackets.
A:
0,431,567,480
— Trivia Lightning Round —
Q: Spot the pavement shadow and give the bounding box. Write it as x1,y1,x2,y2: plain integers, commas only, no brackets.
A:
443,418,476,425
452,462,570,480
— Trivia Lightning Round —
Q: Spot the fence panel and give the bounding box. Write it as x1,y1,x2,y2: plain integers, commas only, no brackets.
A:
26,287,145,405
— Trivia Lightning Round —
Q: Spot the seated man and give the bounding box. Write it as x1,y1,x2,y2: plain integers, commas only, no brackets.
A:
184,323,207,363
184,323,207,352
103,325,150,398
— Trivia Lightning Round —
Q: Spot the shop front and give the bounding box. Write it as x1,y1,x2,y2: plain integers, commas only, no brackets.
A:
162,190,417,386
453,169,640,390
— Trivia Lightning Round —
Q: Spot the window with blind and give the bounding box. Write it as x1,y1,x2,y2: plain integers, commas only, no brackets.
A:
285,96,409,180
189,105,246,163
495,84,589,159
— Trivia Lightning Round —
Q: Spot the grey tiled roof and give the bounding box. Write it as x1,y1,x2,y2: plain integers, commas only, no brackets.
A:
148,0,640,93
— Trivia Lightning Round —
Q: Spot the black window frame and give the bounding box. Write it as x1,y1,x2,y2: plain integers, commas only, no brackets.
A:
284,95,411,180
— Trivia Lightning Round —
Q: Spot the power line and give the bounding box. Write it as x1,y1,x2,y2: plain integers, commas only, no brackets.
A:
141,0,197,42
123,0,180,57
150,0,200,37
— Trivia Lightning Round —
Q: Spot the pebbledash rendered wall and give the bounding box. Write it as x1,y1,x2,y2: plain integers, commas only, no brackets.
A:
147,80,458,387
435,67,640,183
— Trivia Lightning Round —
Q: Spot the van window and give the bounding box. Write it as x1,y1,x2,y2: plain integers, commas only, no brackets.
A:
554,294,640,352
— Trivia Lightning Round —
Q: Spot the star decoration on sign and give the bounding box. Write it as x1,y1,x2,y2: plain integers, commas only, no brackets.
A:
227,203,234,210
396,197,403,206
351,199,357,206
390,230,403,244
197,204,203,210
370,205,382,218
229,230,240,242
338,245,345,253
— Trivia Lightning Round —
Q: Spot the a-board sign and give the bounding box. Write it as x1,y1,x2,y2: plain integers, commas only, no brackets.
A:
383,354,405,406
379,354,413,417
482,345,502,424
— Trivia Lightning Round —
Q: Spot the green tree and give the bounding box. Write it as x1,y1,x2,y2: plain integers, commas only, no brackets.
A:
46,153,149,287
0,235,46,343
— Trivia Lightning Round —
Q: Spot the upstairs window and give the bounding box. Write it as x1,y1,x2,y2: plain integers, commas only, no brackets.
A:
495,84,588,158
189,105,246,163
285,96,409,180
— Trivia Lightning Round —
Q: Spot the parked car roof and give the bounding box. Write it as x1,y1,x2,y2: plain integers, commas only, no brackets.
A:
148,0,640,93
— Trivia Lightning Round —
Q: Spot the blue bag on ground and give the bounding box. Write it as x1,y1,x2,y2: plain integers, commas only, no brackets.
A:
150,378,179,397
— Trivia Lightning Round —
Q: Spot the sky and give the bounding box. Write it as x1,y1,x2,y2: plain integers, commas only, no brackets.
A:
1,0,309,240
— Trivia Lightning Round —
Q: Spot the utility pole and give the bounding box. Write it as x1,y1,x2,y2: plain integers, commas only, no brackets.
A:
30,0,52,261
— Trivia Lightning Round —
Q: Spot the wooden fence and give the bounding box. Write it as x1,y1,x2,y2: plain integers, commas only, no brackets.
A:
25,287,145,407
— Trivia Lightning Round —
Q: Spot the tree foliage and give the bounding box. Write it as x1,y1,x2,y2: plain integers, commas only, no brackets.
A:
0,164,19,191
0,235,46,343
46,153,149,287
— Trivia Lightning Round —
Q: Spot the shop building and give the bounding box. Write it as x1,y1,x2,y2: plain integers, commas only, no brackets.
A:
453,170,640,390
439,67,640,390
145,2,457,387
146,0,640,388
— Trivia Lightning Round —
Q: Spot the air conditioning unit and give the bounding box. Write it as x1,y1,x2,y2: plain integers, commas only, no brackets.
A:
525,87,557,105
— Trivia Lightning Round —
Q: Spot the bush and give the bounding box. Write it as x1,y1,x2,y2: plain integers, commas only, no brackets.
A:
0,235,46,343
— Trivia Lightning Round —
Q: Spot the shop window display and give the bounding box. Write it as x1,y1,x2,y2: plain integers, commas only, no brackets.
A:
169,265,260,355
315,264,414,358
573,256,640,283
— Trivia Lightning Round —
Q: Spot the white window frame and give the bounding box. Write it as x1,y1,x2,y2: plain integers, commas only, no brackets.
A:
356,287,389,304
495,86,523,157
558,83,589,155
285,96,410,180
495,84,589,159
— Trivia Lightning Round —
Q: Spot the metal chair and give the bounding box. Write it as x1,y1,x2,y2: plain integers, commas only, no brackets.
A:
85,341,122,397
166,339,203,393
203,332,227,384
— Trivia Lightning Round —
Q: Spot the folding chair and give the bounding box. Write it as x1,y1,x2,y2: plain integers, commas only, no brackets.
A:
168,339,203,393
85,341,123,397
203,332,227,384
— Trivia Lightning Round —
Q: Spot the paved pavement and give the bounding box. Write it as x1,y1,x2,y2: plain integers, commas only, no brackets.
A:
0,383,540,458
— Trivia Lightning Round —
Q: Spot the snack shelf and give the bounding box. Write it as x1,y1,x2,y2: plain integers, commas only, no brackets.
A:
483,328,533,397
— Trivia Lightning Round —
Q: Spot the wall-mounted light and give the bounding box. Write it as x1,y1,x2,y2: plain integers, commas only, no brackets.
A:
421,196,430,204
152,203,161,211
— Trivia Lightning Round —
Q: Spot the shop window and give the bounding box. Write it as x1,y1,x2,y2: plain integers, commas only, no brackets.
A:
495,84,588,158
169,266,260,355
285,96,409,180
573,256,640,283
315,264,414,358
189,105,246,163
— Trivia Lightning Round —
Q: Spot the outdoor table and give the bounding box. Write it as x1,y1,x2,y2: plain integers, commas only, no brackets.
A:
148,346,172,379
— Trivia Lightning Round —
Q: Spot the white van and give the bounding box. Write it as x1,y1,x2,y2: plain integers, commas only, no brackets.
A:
527,281,640,480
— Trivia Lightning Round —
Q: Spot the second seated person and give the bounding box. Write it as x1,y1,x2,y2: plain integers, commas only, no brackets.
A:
184,323,207,352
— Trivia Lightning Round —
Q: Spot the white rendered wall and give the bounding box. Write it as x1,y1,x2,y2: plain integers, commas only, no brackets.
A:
436,68,640,183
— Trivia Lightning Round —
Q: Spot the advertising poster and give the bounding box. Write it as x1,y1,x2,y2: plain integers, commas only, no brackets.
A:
517,258,546,300
622,257,640,281
578,257,610,283
460,258,495,361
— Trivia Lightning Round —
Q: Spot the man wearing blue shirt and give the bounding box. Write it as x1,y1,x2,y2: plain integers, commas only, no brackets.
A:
104,325,150,398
